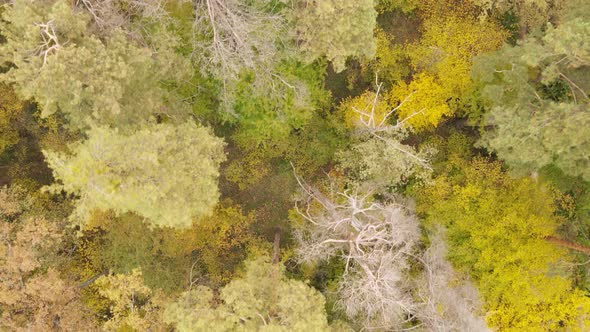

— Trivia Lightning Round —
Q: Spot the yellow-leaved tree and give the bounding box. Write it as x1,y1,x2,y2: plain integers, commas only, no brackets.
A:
390,1,507,131
418,158,590,330
389,73,452,130
95,269,168,331
341,90,392,130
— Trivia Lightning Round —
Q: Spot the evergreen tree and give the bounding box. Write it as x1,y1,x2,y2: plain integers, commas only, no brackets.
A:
44,122,226,228
0,0,190,131
473,16,590,179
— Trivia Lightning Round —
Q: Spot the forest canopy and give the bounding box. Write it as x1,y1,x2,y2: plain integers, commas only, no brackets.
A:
0,0,589,331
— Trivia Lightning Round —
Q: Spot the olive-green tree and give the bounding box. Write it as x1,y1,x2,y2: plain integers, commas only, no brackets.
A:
295,0,377,72
164,256,334,331
335,87,434,190
0,84,25,155
44,122,226,228
0,0,190,131
473,16,590,180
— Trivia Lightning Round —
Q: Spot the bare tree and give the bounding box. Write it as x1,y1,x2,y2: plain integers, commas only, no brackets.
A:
192,0,284,81
191,0,310,114
75,0,167,41
292,176,489,330
415,228,489,332
292,173,421,330
77,0,286,73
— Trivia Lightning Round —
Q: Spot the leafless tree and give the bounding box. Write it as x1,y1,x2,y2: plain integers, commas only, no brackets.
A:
292,173,421,330
75,0,167,41
191,0,310,114
292,177,489,330
192,0,284,80
415,228,489,332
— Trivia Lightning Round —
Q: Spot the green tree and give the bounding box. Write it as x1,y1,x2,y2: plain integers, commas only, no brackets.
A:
376,0,418,13
336,135,433,190
44,122,226,228
77,203,260,293
472,16,590,179
471,0,564,33
229,60,330,146
295,0,377,72
335,88,434,189
164,256,334,331
0,0,190,131
481,102,590,180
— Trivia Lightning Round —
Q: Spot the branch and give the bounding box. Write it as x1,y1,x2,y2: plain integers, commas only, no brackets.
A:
545,236,590,255
79,270,108,288
35,20,61,67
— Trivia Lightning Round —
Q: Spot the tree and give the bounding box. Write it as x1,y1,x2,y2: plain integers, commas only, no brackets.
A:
78,202,260,293
470,0,564,33
164,256,334,331
191,0,326,132
336,136,433,190
229,60,329,146
44,122,226,228
185,203,262,287
0,0,191,131
340,90,392,130
415,228,489,331
74,0,168,40
417,158,590,330
389,73,453,131
77,212,194,294
0,186,97,331
292,178,421,330
472,16,590,180
295,0,377,72
192,0,286,83
95,269,168,331
361,28,411,87
395,5,507,130
336,86,434,189
481,102,590,180
0,84,25,155
377,0,418,13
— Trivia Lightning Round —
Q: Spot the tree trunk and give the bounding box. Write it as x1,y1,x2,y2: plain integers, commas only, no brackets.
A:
272,231,281,265
545,236,590,255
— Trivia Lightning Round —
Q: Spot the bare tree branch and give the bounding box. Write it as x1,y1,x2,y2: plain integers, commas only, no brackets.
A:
76,0,167,42
35,20,61,67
